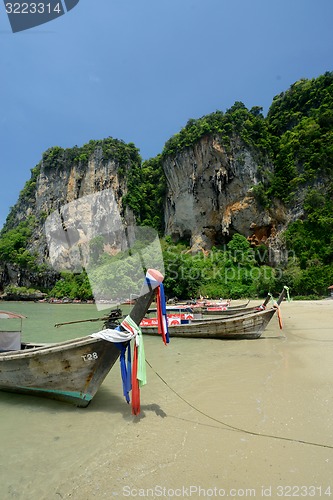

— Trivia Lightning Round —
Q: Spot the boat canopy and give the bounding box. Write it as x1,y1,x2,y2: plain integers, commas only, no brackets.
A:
0,311,26,319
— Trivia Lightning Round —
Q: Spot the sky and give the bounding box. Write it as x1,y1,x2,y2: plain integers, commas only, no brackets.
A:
1,0,333,229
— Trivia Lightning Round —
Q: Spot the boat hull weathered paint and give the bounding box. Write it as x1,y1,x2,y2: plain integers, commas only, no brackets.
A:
142,290,285,340
0,268,164,406
199,298,271,316
192,305,268,321
142,306,281,340
199,300,250,315
0,336,122,406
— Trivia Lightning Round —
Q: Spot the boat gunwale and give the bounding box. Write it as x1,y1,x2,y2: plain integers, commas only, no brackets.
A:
143,306,276,330
192,307,276,326
0,335,122,360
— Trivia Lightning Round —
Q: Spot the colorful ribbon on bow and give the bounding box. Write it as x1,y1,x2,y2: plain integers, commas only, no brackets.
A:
121,315,146,415
117,277,169,415
145,270,169,344
156,283,169,345
284,285,291,302
116,340,132,404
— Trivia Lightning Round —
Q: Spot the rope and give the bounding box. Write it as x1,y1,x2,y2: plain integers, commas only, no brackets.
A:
146,359,333,451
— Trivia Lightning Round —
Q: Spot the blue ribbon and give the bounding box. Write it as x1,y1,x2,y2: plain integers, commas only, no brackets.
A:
159,282,170,344
115,327,132,403
146,278,170,344
115,277,169,403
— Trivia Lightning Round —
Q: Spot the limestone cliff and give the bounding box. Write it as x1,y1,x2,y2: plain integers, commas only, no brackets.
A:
2,73,332,296
35,146,136,265
163,134,288,262
0,139,139,290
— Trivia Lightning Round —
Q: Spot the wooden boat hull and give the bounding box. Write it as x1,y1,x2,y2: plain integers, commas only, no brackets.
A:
0,268,165,407
201,300,249,313
142,308,277,340
200,299,270,316
0,336,122,406
193,306,267,321
200,306,255,317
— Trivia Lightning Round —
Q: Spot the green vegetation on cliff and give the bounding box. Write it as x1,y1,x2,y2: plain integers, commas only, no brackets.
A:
42,137,141,174
1,165,41,235
267,71,333,202
136,156,166,231
162,102,273,159
159,72,333,297
49,271,93,300
0,217,37,269
265,72,333,294
162,234,277,299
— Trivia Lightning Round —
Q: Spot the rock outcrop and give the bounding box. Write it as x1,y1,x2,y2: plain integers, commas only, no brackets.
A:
1,142,138,289
163,134,288,262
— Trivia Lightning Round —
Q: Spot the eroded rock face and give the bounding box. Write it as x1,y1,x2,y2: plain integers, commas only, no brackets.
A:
30,148,135,260
0,262,58,291
2,147,136,288
3,133,294,293
163,134,287,262
35,148,128,219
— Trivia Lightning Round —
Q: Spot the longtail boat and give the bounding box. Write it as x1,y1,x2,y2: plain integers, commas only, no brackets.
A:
198,296,270,317
140,305,194,327
0,269,165,411
141,288,286,340
194,299,250,315
200,300,249,315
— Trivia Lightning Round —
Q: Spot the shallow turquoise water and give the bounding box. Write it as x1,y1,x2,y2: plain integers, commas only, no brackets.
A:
0,301,128,343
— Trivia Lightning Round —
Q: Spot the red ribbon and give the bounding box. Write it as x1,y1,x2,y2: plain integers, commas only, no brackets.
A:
131,282,168,415
156,287,167,344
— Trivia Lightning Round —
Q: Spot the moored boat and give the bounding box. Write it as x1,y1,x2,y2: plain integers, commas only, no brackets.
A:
140,305,194,327
141,289,286,340
198,296,270,317
0,269,166,410
200,299,250,315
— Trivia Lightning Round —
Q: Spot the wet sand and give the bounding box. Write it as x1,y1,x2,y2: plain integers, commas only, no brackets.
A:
1,299,333,499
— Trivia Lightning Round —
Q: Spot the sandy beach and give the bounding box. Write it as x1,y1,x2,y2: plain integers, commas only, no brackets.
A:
1,299,332,499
